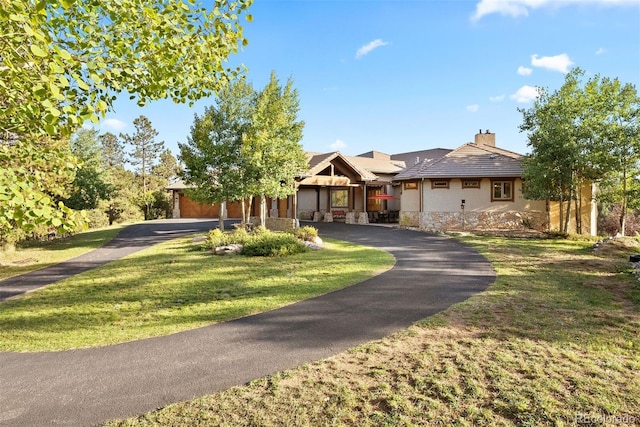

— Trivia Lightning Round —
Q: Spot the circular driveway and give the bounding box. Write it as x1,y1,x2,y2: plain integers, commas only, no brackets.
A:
0,220,495,426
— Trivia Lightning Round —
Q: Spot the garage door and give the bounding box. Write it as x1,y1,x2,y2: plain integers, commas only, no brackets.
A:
179,194,219,218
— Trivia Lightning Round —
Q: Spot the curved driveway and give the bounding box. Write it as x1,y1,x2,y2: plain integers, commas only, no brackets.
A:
0,220,495,427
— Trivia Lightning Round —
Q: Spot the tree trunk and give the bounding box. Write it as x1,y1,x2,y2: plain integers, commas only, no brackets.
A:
241,198,246,225
246,196,253,224
260,195,266,227
564,186,572,234
558,189,565,234
620,167,628,236
574,182,582,235
219,201,225,231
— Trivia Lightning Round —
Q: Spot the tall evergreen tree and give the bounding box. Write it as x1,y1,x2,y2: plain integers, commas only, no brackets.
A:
99,132,126,169
120,116,165,219
64,128,112,211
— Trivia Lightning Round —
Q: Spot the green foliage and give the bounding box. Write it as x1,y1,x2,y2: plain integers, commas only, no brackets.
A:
84,208,110,229
0,0,252,239
286,225,318,242
180,79,257,208
203,226,309,257
64,167,113,210
245,72,308,202
0,0,252,138
241,233,308,257
0,139,85,244
519,68,640,235
180,72,307,226
99,132,126,168
121,116,165,193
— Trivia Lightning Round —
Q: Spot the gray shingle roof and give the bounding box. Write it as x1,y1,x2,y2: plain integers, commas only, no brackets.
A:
394,143,524,180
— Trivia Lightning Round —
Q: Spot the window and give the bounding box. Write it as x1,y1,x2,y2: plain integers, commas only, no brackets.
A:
492,180,514,201
331,189,348,208
431,179,450,189
462,179,480,189
404,182,418,190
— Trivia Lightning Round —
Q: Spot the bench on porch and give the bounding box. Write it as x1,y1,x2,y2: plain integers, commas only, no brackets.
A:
331,210,346,221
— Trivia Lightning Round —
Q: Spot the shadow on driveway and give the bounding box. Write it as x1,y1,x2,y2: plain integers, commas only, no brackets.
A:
0,221,495,427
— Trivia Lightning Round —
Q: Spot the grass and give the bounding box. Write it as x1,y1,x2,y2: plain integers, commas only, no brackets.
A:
0,237,394,352
105,235,640,427
0,226,124,281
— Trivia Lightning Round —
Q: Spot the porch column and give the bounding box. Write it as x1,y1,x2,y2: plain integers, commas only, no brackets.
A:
293,184,298,221
172,190,181,218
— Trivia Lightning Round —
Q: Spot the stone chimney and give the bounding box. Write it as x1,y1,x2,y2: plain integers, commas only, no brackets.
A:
474,129,495,147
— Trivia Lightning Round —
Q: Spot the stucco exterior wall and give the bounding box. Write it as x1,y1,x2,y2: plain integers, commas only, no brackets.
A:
548,182,597,235
297,188,317,220
400,178,549,231
422,178,546,213
400,184,420,212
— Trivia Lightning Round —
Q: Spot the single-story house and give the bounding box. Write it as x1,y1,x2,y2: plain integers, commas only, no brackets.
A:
167,130,597,235
393,130,596,234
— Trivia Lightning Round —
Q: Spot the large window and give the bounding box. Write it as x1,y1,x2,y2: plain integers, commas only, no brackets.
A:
492,180,514,201
331,189,349,208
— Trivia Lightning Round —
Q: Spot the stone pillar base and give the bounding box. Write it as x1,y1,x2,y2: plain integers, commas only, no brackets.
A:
358,212,369,224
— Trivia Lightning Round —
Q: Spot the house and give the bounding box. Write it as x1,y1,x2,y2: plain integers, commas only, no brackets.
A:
393,130,597,235
168,151,409,223
167,130,597,234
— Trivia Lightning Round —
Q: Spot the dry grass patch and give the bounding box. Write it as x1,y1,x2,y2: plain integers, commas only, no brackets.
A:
107,236,640,427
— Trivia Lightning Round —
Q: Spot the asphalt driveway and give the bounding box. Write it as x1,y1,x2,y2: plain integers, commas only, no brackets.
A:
0,219,218,301
0,220,495,426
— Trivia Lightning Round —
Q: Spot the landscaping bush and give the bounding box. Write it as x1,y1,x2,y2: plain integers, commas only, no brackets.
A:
202,229,231,250
599,205,640,236
241,233,308,257
286,225,318,242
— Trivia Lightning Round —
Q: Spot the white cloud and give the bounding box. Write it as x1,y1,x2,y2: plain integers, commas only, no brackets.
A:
595,47,606,55
489,94,505,102
466,104,480,112
355,39,389,59
472,0,639,21
101,118,127,131
330,139,346,151
510,85,541,103
531,53,574,73
517,66,533,76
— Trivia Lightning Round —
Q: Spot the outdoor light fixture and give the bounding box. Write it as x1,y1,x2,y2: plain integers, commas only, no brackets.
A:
461,199,466,210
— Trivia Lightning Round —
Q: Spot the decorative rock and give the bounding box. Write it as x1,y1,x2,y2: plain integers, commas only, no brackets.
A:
213,244,243,255
303,236,323,250
324,213,334,222
312,211,323,222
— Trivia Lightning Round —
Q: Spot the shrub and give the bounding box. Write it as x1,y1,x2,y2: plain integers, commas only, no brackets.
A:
85,209,110,229
241,233,308,257
286,225,318,242
599,205,640,236
202,228,230,250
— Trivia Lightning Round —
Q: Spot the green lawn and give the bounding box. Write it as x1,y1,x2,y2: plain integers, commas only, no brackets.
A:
0,226,124,281
105,235,640,427
0,236,394,352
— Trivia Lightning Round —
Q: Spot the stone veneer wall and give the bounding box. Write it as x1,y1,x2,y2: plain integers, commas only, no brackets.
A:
419,210,548,232
266,217,298,231
399,211,420,227
297,210,315,220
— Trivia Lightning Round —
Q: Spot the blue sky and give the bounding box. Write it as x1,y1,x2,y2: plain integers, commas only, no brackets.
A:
98,0,640,158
